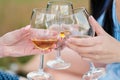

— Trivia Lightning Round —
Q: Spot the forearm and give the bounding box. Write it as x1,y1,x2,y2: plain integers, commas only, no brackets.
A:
0,34,12,58
115,42,120,63
0,36,4,58
0,44,4,58
0,37,7,58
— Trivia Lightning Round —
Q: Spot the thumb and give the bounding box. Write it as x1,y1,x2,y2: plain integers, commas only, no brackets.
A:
11,25,31,39
19,25,31,36
1,25,31,45
89,16,106,35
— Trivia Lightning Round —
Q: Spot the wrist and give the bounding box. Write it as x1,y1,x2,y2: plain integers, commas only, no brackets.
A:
0,44,4,58
0,37,9,58
0,36,11,58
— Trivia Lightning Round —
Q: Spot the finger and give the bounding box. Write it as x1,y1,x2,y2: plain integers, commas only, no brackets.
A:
49,24,60,32
66,42,93,54
1,25,31,45
81,53,101,60
81,53,115,63
17,25,31,36
11,25,31,39
66,37,101,47
30,49,41,55
95,58,119,64
89,16,106,35
82,57,113,63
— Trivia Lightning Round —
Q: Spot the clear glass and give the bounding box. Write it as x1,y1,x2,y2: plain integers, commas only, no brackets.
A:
27,8,58,80
46,0,73,70
69,7,105,80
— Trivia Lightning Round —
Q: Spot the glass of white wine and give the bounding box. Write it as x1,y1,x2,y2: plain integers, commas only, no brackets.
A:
46,0,73,70
27,8,59,80
69,7,105,80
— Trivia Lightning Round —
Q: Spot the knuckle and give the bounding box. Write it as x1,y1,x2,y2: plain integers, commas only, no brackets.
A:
96,46,103,53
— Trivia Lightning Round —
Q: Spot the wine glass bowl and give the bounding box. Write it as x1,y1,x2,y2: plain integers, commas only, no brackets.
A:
47,0,73,15
27,31,57,79
69,7,105,80
46,0,74,70
69,7,94,37
27,8,59,80
31,29,58,51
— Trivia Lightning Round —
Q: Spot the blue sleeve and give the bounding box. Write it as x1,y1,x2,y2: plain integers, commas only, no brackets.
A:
0,71,19,80
99,63,120,80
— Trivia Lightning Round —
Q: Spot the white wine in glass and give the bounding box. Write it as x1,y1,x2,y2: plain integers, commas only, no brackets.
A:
46,0,73,70
27,8,59,80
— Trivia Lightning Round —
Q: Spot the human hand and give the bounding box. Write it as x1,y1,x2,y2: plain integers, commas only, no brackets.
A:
48,24,66,50
0,25,42,57
65,16,120,64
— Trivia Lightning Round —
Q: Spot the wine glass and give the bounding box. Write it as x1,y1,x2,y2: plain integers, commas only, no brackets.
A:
69,7,105,80
27,8,58,80
46,0,73,70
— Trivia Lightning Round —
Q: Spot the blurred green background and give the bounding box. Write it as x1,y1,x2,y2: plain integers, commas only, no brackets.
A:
0,0,89,75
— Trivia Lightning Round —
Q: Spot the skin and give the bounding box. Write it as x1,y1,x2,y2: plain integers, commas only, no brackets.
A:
0,25,56,80
66,16,120,64
21,48,90,80
0,24,87,80
8,1,120,79
0,25,42,57
19,16,110,80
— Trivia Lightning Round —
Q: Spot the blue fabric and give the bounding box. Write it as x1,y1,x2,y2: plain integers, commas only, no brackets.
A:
0,71,19,80
97,12,105,26
99,63,120,80
97,0,120,80
112,0,120,41
100,0,111,15
97,0,120,41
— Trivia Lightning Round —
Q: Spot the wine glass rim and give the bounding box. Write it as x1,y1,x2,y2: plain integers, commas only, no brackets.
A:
74,7,86,10
32,8,56,13
47,0,72,5
71,7,86,12
70,7,90,16
32,8,47,11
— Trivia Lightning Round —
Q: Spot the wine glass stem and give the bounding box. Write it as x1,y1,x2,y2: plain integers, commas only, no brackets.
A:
39,54,44,73
56,47,61,59
89,62,96,71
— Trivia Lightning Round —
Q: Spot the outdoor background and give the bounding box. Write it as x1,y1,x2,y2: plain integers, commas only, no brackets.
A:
0,0,90,77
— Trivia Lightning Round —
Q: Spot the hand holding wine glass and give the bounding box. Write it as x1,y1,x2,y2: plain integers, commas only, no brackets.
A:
65,7,105,80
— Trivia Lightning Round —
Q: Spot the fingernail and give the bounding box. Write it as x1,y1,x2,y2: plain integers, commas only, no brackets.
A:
82,57,91,61
24,25,30,30
89,15,94,20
